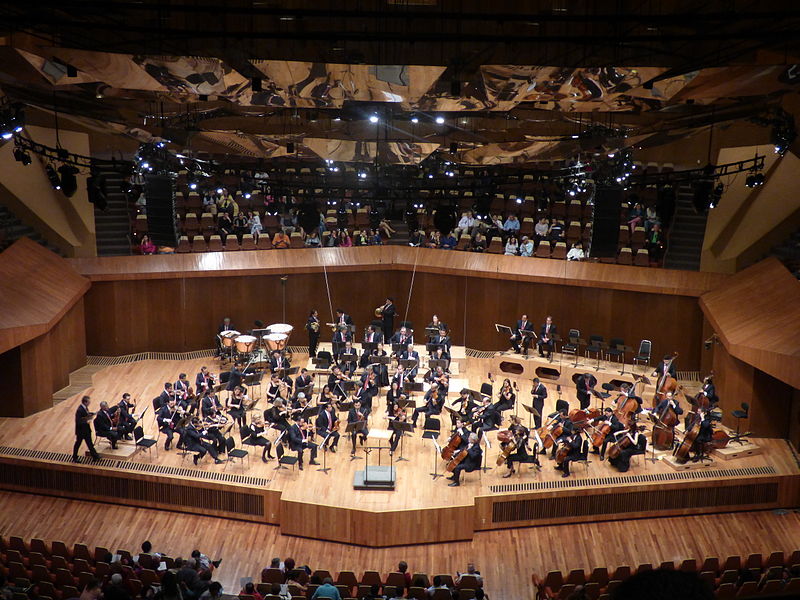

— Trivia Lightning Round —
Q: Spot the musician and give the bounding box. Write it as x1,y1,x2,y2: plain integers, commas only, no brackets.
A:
411,383,444,427
608,423,647,472
332,325,351,361
287,416,319,470
451,389,476,427
388,408,410,455
265,374,282,403
195,366,215,394
294,368,313,398
355,371,378,415
218,317,234,334
446,433,482,487
157,398,182,451
700,374,718,406
317,384,337,408
427,366,450,397
328,366,349,400
496,378,516,412
472,396,502,433
226,361,245,395
690,409,715,462
575,373,597,410
264,399,290,431
270,350,290,373
339,341,358,375
72,396,100,462
92,401,121,449
381,297,396,339
537,316,557,359
113,393,137,438
554,430,586,478
347,399,369,455
370,342,391,387
386,381,403,416
245,414,274,462
655,392,684,419
502,416,540,477
590,407,624,460
201,414,226,455
307,309,321,358
430,345,451,371
548,408,574,459
531,378,547,428
184,418,223,465
155,382,175,411
391,364,408,392
428,315,448,336
227,386,247,428
363,324,383,344
511,315,535,354
653,355,677,380
399,343,420,381
174,373,191,401
617,382,643,415
390,326,413,348
201,390,224,419
315,402,340,452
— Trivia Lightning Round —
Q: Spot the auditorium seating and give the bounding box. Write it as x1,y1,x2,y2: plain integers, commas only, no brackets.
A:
533,550,800,600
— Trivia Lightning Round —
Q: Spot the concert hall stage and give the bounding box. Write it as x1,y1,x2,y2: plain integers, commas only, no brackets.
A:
0,349,797,548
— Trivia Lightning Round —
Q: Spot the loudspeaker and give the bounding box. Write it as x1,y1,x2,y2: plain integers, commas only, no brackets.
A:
589,187,623,257
145,175,178,247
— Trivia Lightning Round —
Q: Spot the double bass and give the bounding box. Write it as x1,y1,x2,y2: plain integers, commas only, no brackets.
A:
651,396,680,451
673,411,702,464
653,352,679,407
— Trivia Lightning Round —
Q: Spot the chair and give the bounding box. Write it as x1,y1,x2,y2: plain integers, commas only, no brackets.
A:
207,235,224,251
422,416,441,440
611,565,631,581
224,236,240,251
134,215,148,235
760,580,784,595
260,568,283,585
431,589,450,600
551,241,567,260
765,551,784,568
199,212,216,235
412,574,430,588
30,540,50,558
360,571,382,587
561,329,580,365
633,340,652,370
606,338,625,364
587,568,608,588
384,572,407,588
718,570,738,585
731,403,751,444
634,248,649,266
191,235,208,252
183,213,200,236
456,575,479,590
631,226,646,250
224,436,249,470
10,537,29,555
487,236,503,254
336,571,359,596
585,335,604,361
134,426,157,460
565,569,585,586
240,234,257,250
735,581,757,598
408,587,426,600
290,232,304,248
715,583,736,600
617,247,633,265
535,240,552,258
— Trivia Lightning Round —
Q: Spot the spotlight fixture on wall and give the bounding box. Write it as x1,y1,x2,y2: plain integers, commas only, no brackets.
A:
410,115,419,124
58,164,79,197
45,164,61,190
0,103,24,139
13,147,31,165
745,172,765,188
435,115,445,125
369,114,379,124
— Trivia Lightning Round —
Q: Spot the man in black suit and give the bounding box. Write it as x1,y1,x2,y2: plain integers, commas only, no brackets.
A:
73,395,100,462
174,373,191,401
575,372,597,410
112,393,137,439
511,314,535,354
294,368,313,397
332,325,351,361
287,416,318,470
94,401,121,449
347,399,369,455
400,343,420,381
315,403,340,452
363,325,383,344
270,351,290,373
306,309,320,358
157,398,181,450
217,317,233,334
531,378,547,428
339,341,358,375
226,361,244,394
390,326,413,348
184,419,223,465
447,433,483,486
355,371,378,415
554,430,586,478
432,328,451,354
155,383,175,411
411,383,444,427
537,315,557,359
195,366,213,393
472,397,501,432
335,308,353,331
381,297,396,340
653,354,677,381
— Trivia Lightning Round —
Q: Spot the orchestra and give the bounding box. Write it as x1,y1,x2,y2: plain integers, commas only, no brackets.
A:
66,306,736,495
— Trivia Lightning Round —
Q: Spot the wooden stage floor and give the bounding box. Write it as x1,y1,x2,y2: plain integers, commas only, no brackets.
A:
0,350,798,547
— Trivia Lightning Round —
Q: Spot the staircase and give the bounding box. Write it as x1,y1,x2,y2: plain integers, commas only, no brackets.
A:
0,205,62,255
387,218,410,245
663,183,708,271
93,165,134,256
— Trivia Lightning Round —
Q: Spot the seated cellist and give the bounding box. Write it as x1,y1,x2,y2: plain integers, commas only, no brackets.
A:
502,416,540,477
589,407,625,460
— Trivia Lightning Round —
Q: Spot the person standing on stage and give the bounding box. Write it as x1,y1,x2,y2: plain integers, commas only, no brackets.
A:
73,395,100,462
575,372,597,410
381,297,396,341
307,309,320,358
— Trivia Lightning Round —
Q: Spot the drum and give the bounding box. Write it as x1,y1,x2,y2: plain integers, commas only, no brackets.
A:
263,333,288,352
234,335,257,354
267,323,293,342
220,330,240,348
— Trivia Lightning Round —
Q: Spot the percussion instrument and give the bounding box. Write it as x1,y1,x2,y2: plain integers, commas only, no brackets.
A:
220,330,240,348
267,323,293,342
234,335,257,354
263,333,288,352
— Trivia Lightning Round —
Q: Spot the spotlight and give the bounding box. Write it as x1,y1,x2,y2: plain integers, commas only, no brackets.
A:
1,132,11,140
45,164,61,190
58,164,79,197
435,115,445,124
709,183,724,209
13,147,31,165
516,198,522,204
216,187,224,195
358,171,367,179
746,173,765,188
189,182,198,190
411,115,419,124
369,114,379,124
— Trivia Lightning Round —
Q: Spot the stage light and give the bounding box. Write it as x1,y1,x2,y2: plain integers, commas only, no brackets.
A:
216,187,224,195
45,164,61,190
1,132,12,140
369,114,379,124
746,173,765,188
709,183,724,209
411,115,419,124
189,182,198,190
358,171,368,179
435,115,445,124
516,198,522,204
13,147,31,165
141,161,150,169
58,164,79,197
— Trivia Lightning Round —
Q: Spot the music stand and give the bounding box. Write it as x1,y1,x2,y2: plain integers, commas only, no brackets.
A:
428,358,448,370
572,339,587,368
429,438,444,480
644,412,662,464
547,333,562,363
362,341,378,354
399,358,419,372
391,343,406,354
389,419,414,462
345,421,365,460
398,398,417,412
522,403,540,431
317,429,334,474
591,341,608,371
481,432,492,473
403,381,424,394
425,327,439,338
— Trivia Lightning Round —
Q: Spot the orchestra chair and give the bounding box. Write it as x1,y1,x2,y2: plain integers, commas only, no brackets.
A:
422,416,441,440
606,338,625,364
585,335,604,362
275,447,298,472
730,403,751,445
561,329,580,365
632,340,652,370
223,436,249,471
134,426,157,460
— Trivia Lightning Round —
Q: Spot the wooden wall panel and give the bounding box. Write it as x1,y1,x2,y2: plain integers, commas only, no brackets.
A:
47,299,86,392
84,272,705,368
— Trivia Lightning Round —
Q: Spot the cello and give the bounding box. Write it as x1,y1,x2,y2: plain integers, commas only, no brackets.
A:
673,411,701,464
441,431,462,461
651,395,680,451
537,415,564,449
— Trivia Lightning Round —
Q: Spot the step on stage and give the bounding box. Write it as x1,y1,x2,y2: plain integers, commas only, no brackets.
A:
0,351,798,547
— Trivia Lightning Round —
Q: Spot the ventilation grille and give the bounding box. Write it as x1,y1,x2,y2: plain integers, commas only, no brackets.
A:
491,482,779,523
677,370,700,382
466,348,496,359
0,447,270,486
87,349,216,365
0,460,266,518
488,465,776,493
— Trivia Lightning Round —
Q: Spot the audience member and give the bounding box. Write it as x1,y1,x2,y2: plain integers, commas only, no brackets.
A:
79,580,102,600
198,582,222,600
519,236,534,257
217,213,234,237
627,202,643,233
140,235,157,255
455,563,483,585
534,218,550,246
471,232,487,252
426,575,450,597
454,211,476,237
408,229,425,247
248,211,262,240
239,582,262,600
567,242,585,261
440,231,457,250
305,231,321,247
311,578,341,600
272,230,290,249
397,561,412,587
504,236,518,256
502,214,520,239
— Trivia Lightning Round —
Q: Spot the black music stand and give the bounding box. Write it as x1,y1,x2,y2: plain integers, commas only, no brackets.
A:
425,327,439,338
399,358,418,374
522,403,540,431
389,419,414,462
398,398,417,412
545,333,561,363
618,345,635,375
480,432,492,473
317,429,335,474
346,421,365,461
572,339,587,368
391,343,406,354
362,342,378,354
494,324,514,354
429,438,444,480
428,358,448,370
403,381,424,394
592,341,609,372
